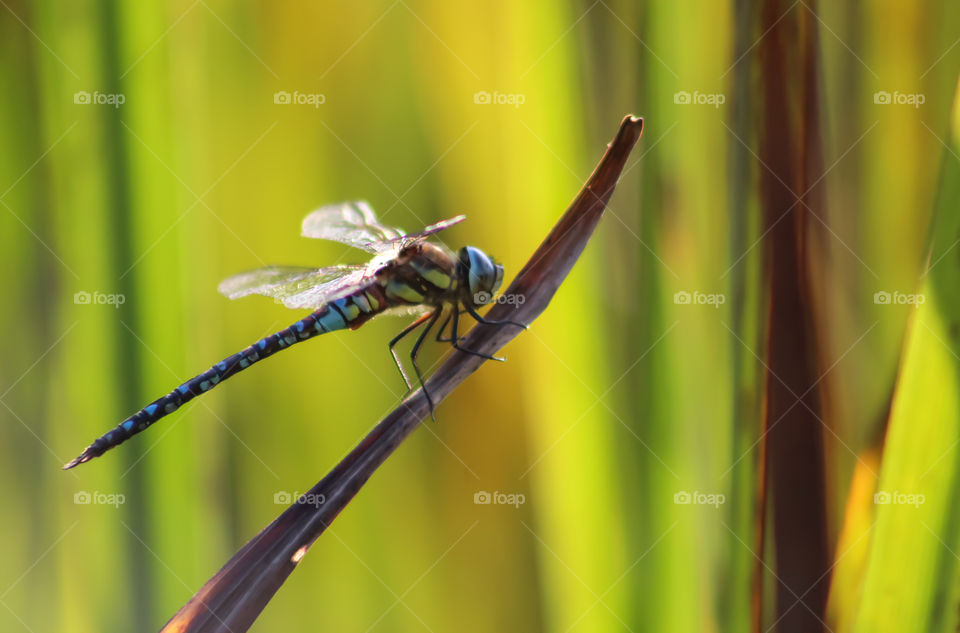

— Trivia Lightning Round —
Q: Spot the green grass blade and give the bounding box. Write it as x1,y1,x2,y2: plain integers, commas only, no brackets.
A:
852,77,960,633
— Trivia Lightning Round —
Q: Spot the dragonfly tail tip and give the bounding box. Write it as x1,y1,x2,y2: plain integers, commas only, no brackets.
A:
62,451,91,470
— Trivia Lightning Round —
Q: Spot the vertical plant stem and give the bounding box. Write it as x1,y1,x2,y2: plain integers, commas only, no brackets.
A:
757,1,831,631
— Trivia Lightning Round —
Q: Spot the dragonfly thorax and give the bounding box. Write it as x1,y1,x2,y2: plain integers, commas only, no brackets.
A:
457,246,505,307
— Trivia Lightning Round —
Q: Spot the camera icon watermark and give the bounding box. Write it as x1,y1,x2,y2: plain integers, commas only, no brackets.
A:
274,490,326,507
673,490,725,508
474,490,525,508
473,90,525,108
474,291,525,308
273,90,326,108
873,91,925,108
874,490,924,507
74,290,126,308
674,90,725,108
73,91,125,108
74,490,126,507
673,290,725,308
873,290,924,307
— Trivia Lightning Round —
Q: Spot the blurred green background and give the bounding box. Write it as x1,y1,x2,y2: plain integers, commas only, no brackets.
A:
2,1,960,632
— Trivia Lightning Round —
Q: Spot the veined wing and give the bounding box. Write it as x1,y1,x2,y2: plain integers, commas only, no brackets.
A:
218,264,376,310
392,215,465,250
301,201,466,253
301,201,405,253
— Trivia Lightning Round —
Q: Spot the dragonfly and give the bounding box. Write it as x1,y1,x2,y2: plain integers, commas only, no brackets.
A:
64,201,524,470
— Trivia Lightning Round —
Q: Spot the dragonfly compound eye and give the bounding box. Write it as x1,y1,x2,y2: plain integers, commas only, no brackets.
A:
459,246,500,305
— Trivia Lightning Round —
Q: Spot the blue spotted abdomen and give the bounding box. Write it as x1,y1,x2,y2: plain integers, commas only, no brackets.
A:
64,287,386,468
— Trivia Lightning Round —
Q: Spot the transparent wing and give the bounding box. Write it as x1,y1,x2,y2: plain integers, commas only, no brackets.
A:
218,264,376,310
301,201,466,253
391,215,466,250
301,201,405,254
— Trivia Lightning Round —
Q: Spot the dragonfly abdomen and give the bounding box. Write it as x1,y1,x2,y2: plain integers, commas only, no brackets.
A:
64,286,386,469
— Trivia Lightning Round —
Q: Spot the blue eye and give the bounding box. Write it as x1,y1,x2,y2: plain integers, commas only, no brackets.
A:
493,264,504,293
465,246,496,296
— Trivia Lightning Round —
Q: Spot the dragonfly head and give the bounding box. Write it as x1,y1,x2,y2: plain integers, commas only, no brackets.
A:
457,246,504,307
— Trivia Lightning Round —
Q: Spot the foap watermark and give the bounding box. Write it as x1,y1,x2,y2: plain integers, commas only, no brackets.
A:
874,490,925,508
873,290,924,307
274,490,326,507
473,90,525,108
74,490,126,507
674,490,725,508
74,90,125,108
474,291,525,308
674,90,725,108
674,290,725,308
474,490,525,508
74,290,126,308
273,90,326,108
873,91,925,108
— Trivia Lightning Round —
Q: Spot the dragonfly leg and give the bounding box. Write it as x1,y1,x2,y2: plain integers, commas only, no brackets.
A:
435,310,453,343
449,303,506,362
388,312,434,391
435,305,465,343
463,302,528,330
410,309,441,420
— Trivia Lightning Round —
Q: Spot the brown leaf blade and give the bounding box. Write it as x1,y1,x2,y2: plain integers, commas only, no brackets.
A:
756,2,831,632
